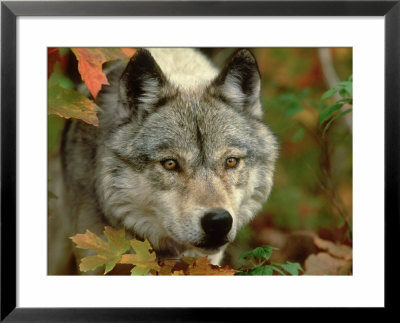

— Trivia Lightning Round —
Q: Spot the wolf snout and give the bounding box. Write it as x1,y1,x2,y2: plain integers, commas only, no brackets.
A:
200,208,233,246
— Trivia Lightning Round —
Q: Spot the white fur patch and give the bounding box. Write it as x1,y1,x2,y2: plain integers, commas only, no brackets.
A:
221,73,248,106
138,78,161,111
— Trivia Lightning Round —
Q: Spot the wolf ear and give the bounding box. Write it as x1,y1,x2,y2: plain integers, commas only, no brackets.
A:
213,49,263,119
119,49,166,121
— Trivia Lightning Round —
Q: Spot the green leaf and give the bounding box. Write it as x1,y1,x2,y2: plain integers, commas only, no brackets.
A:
48,83,99,126
321,88,337,101
299,88,311,99
292,126,305,142
270,265,286,275
323,108,353,134
276,261,304,275
319,103,343,125
130,266,152,276
339,88,347,98
48,62,75,90
239,245,278,261
337,98,352,105
284,103,303,119
248,265,274,275
337,81,352,96
337,217,346,228
48,190,58,200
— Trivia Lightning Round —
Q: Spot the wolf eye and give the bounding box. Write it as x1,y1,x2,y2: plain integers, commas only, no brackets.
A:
225,157,239,168
162,159,178,171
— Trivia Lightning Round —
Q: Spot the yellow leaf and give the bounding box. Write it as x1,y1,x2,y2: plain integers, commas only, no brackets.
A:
70,226,130,274
119,239,160,275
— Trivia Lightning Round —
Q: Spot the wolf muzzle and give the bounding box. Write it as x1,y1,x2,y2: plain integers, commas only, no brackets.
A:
198,208,233,249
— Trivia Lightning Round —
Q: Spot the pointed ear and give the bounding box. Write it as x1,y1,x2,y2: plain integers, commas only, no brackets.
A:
119,49,167,121
213,49,263,119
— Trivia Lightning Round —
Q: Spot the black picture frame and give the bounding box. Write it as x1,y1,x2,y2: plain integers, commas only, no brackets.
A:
1,1,399,321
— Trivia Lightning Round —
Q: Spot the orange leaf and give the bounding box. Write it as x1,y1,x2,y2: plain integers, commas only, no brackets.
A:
184,256,237,276
71,48,136,99
121,48,136,57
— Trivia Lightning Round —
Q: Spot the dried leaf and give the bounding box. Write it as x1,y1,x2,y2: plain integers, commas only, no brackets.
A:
119,239,160,275
70,226,130,274
171,270,185,276
184,257,237,276
304,252,352,275
313,236,352,260
71,48,136,98
158,259,177,275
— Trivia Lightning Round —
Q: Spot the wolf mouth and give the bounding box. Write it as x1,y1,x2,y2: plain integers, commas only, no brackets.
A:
194,238,229,252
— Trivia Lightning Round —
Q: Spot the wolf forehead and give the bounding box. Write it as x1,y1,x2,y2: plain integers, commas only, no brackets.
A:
108,94,275,165
101,48,277,166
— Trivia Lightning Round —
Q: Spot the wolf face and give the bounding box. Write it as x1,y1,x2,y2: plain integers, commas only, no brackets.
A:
92,49,278,261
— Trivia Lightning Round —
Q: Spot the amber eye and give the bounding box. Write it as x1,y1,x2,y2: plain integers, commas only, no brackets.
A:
225,157,239,168
162,159,178,171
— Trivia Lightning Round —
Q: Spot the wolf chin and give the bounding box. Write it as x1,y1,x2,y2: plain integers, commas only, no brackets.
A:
48,48,278,274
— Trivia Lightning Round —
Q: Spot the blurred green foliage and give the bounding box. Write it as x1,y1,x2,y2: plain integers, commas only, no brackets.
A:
48,114,65,155
252,48,352,243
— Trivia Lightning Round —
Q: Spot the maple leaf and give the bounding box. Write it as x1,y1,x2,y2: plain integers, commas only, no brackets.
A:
70,226,130,274
119,239,161,275
184,257,237,276
71,48,136,99
48,83,99,126
158,259,177,276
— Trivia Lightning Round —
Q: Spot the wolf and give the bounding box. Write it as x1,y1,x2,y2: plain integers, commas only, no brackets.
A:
48,48,278,274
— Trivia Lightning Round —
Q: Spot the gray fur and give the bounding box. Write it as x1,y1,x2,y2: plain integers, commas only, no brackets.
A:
48,48,278,274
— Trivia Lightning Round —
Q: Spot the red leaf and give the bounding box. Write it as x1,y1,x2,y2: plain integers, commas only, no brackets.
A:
71,48,136,99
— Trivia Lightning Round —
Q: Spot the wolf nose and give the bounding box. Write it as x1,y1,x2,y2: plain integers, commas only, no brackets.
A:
201,209,233,238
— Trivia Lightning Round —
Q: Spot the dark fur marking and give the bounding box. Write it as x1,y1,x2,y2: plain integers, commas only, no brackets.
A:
195,123,206,165
111,150,149,172
120,49,166,113
60,118,72,181
214,49,260,96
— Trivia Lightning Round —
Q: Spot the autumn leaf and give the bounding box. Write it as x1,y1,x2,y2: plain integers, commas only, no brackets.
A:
48,83,99,126
304,252,352,275
70,226,130,274
71,48,136,99
48,48,60,77
119,239,161,275
158,259,177,275
183,256,237,276
313,236,352,260
48,48,69,78
303,236,352,275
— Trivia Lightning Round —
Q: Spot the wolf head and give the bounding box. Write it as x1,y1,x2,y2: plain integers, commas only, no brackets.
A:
96,49,278,258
